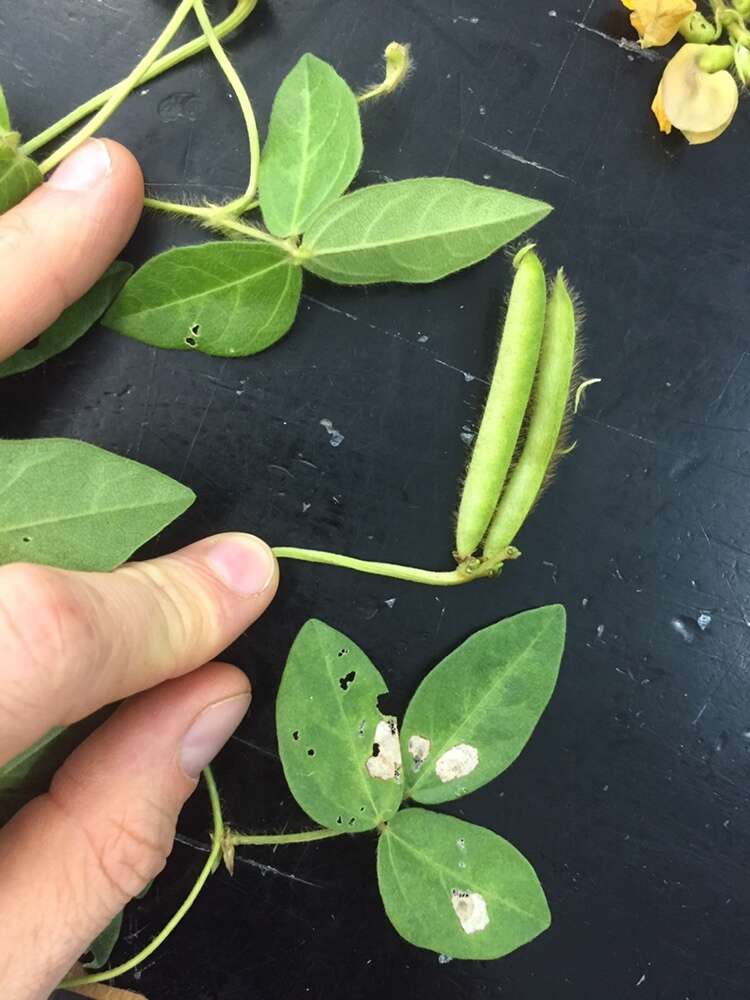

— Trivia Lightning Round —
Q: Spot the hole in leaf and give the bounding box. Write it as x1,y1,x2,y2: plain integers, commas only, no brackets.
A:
359,806,366,813
21,536,31,543
337,648,349,658
22,337,41,351
292,730,300,741
371,742,381,758
339,670,356,691
336,816,343,825
307,748,315,757
358,719,366,737
348,817,356,826
191,323,201,335
184,336,198,348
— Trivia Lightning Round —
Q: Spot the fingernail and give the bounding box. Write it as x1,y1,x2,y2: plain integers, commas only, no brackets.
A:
48,139,112,191
180,691,251,779
205,534,276,597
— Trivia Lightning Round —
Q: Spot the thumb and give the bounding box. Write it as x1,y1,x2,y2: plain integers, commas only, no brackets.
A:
0,661,250,1000
0,532,279,764
0,138,143,359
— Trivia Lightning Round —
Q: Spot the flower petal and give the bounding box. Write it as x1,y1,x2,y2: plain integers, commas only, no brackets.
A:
621,0,697,48
651,81,673,133
661,44,739,134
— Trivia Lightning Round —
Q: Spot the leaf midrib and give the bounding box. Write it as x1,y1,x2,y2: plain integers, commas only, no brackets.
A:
306,206,544,259
314,626,384,821
115,255,288,320
0,495,185,535
409,616,558,797
385,822,542,924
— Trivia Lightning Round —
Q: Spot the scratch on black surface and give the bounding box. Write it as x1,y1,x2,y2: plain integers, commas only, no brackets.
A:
230,733,280,760
568,20,663,61
304,295,487,385
525,0,596,155
174,834,324,887
180,364,226,478
472,137,571,180
707,350,747,417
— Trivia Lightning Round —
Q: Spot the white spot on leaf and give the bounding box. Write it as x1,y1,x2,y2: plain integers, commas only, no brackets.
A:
451,890,490,934
408,734,431,771
367,718,402,782
435,744,479,783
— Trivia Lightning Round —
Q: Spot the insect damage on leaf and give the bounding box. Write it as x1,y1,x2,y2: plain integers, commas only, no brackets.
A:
366,718,402,782
451,890,490,934
407,734,431,771
435,743,479,784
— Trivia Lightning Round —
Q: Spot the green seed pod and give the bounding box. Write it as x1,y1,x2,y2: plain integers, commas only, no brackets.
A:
454,245,546,561
483,268,577,559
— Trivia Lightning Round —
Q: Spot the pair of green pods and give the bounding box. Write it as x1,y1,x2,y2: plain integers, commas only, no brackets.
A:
456,245,577,569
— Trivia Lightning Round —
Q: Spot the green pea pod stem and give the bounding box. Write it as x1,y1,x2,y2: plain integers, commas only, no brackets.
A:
455,245,547,560
483,268,576,558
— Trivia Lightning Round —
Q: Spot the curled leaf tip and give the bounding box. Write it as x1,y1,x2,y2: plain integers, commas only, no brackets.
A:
512,243,537,268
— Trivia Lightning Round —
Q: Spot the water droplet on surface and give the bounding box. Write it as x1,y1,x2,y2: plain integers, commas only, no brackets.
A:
438,954,453,965
670,616,700,643
697,612,712,631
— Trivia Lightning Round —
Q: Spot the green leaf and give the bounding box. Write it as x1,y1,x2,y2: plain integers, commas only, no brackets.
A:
277,619,403,832
377,808,550,960
0,262,132,378
0,438,195,571
84,910,123,970
259,53,363,238
0,710,111,825
401,606,565,805
298,178,551,285
104,242,302,357
0,85,11,132
0,151,42,213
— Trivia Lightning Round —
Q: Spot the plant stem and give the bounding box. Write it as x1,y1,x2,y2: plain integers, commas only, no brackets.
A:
38,0,197,175
227,828,345,847
272,547,496,586
59,767,224,990
192,0,262,214
21,0,258,158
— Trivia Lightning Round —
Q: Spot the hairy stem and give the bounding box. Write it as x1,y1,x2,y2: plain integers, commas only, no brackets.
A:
22,0,258,158
38,0,197,174
272,547,504,586
227,828,345,847
192,0,262,213
59,767,224,990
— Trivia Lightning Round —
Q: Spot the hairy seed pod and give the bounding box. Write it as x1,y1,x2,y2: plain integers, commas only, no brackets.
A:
454,245,546,560
483,268,577,558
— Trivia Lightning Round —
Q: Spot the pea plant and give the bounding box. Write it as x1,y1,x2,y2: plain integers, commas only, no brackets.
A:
0,0,595,990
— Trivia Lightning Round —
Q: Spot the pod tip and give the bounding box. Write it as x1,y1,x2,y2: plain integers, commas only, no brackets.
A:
512,243,537,269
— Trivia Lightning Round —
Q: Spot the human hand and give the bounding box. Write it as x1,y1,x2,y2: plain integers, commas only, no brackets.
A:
0,140,279,999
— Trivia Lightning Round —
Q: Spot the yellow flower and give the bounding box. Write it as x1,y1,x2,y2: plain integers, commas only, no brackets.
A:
652,44,739,144
621,0,696,48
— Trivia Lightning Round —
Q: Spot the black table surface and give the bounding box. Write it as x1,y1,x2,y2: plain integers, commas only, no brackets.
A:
3,1,750,998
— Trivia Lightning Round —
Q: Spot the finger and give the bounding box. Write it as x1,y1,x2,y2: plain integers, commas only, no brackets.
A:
0,139,143,359
0,532,278,764
0,661,250,1000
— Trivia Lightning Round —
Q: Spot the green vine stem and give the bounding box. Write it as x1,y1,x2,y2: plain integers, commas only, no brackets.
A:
20,0,258,158
272,546,520,586
145,0,263,223
59,766,225,991
227,828,344,847
38,0,197,175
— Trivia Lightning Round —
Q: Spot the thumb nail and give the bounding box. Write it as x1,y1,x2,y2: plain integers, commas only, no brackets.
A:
48,139,112,192
180,691,251,779
204,534,277,597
